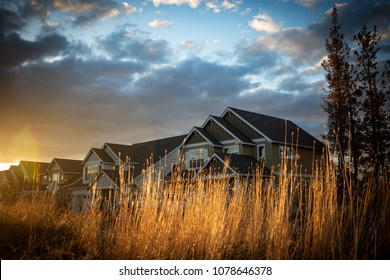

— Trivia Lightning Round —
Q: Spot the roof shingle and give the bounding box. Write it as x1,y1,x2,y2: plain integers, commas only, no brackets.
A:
228,107,322,148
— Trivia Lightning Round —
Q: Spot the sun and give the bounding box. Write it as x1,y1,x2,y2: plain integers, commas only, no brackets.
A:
0,162,19,171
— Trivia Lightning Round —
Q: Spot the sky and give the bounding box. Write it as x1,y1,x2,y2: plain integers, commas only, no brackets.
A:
1,0,390,170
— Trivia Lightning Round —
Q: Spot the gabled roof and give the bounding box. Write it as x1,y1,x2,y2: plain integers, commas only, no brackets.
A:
104,135,186,178
46,158,83,174
132,135,186,162
200,152,271,176
203,115,255,145
9,165,24,182
19,161,50,179
183,127,223,147
92,148,114,163
81,148,114,165
224,107,322,148
0,170,13,183
90,169,120,189
105,135,185,163
103,143,143,163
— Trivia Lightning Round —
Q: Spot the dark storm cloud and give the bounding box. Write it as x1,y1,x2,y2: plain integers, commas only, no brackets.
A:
236,40,280,71
98,28,172,64
132,57,249,105
278,75,312,93
334,0,390,39
0,32,69,68
0,5,26,33
0,55,148,159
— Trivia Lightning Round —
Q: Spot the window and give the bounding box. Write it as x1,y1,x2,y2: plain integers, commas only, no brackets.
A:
189,159,203,169
86,165,100,181
279,146,295,159
223,145,239,154
257,144,265,159
52,172,59,182
186,148,207,170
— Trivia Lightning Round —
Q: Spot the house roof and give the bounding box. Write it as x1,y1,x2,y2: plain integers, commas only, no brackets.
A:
19,161,50,179
0,170,13,183
226,107,323,148
90,169,120,189
184,127,223,147
91,148,114,163
81,148,114,165
9,165,24,182
204,116,255,145
105,135,186,178
47,158,83,174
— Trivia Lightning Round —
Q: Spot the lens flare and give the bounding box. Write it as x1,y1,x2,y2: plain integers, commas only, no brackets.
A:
4,126,40,163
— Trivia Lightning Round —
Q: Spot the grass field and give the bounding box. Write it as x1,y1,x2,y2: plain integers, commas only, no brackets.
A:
0,150,389,260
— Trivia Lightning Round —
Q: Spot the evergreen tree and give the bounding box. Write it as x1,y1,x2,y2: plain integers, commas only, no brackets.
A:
353,26,390,173
321,6,360,182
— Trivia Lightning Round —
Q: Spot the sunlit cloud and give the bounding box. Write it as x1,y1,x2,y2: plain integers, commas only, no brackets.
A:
249,13,281,34
149,19,173,28
53,0,97,13
122,2,143,14
205,0,241,13
296,0,322,8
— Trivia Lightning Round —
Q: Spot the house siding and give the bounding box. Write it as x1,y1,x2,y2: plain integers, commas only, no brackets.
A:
223,112,262,139
204,121,233,142
241,144,255,157
186,132,204,145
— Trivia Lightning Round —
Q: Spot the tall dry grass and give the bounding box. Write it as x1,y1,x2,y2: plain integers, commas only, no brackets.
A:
0,149,389,259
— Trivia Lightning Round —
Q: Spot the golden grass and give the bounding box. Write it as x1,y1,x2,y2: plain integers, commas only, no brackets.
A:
0,151,389,259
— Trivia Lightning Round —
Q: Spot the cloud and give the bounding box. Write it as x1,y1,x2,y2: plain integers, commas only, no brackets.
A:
122,2,143,14
206,2,221,13
0,32,69,68
243,0,390,70
0,3,34,34
151,0,201,9
179,39,219,50
296,0,322,8
98,28,172,63
206,0,241,13
249,13,281,34
21,0,122,26
0,55,149,161
149,19,173,28
2,0,387,164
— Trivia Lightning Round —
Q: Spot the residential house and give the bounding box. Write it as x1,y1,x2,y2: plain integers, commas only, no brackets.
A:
42,158,83,208
78,148,116,211
179,107,324,185
0,170,13,189
8,165,24,190
86,135,186,207
19,161,50,193
0,161,50,193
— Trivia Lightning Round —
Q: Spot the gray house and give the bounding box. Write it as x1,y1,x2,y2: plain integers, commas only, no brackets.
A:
81,135,186,209
178,107,324,184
